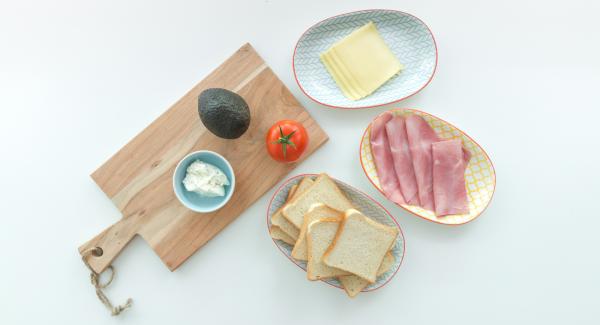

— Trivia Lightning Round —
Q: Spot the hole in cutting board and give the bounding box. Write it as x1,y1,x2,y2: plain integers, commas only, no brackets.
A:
93,247,104,257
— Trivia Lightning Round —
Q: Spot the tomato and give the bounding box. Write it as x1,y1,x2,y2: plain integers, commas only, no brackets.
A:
266,120,309,162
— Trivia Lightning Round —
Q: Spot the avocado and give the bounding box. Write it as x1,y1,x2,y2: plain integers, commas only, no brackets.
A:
198,88,251,139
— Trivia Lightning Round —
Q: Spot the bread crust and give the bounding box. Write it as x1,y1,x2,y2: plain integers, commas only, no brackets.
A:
287,184,298,201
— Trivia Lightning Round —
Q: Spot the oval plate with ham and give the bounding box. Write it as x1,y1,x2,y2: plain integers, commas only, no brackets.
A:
360,109,496,225
267,174,406,293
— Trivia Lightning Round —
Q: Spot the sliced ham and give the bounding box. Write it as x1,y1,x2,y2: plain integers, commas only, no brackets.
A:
370,112,405,205
406,115,472,213
405,115,439,211
432,139,469,216
384,116,420,206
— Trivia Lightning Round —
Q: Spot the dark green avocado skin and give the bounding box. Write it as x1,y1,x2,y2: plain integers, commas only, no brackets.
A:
198,88,251,139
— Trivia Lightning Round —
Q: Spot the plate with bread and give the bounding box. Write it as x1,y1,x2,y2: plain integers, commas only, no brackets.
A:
268,173,405,298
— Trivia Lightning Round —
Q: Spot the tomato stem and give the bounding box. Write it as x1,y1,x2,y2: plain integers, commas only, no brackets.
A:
277,126,297,160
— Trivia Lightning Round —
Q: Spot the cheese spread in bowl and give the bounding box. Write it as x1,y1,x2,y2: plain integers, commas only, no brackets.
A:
173,151,235,213
183,160,230,197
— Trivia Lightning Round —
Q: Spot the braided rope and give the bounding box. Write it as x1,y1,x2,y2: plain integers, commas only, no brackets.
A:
81,247,133,316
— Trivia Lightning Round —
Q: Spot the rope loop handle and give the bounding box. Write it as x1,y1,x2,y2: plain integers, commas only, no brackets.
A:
81,247,133,316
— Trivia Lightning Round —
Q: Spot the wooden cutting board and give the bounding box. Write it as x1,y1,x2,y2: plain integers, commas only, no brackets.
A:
79,43,328,273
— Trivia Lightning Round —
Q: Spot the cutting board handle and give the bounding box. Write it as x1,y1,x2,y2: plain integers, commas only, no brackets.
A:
79,216,140,274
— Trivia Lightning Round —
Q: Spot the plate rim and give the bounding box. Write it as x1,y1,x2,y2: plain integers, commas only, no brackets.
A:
292,8,439,110
266,173,406,293
359,108,497,225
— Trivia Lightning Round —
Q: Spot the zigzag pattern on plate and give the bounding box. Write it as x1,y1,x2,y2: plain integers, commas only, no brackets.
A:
294,10,436,108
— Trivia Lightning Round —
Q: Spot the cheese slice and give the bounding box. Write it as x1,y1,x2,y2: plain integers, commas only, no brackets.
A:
320,51,364,100
319,22,403,100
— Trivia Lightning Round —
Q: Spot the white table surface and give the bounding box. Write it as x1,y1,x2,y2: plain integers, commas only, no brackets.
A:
1,0,599,323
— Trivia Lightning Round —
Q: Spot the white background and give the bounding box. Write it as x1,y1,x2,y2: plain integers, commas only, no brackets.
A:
1,0,599,324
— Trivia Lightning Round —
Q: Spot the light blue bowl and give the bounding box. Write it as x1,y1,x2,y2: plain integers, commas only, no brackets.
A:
293,9,437,109
173,150,235,213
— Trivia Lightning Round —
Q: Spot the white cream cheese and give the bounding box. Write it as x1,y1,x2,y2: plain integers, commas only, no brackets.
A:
182,160,230,197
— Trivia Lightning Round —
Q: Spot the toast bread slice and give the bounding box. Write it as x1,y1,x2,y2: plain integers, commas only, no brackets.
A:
282,174,354,228
291,203,341,261
323,209,398,283
306,218,351,280
270,226,296,245
270,178,315,240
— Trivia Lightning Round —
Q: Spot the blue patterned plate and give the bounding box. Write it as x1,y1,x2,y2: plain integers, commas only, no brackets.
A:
267,174,406,293
293,9,437,109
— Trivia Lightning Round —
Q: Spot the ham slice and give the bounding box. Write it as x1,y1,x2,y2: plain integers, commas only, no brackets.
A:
432,140,469,216
370,112,405,205
406,115,472,213
385,116,420,206
405,115,438,211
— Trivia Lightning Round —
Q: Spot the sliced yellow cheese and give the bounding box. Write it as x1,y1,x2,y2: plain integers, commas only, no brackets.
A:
319,22,404,100
321,53,365,99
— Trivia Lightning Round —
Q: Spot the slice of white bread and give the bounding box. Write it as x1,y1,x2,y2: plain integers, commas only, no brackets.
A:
291,203,341,261
271,178,315,240
287,184,298,201
323,209,399,283
283,173,354,229
271,208,300,239
306,218,351,280
293,177,315,199
270,226,296,245
338,252,395,298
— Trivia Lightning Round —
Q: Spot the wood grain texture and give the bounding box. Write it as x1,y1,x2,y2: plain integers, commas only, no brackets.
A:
79,43,328,273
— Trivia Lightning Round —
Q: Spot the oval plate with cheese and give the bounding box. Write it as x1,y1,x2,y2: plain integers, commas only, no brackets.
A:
267,174,406,294
360,109,497,225
293,9,437,109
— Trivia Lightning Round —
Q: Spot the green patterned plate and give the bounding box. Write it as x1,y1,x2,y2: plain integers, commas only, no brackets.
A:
293,9,437,109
